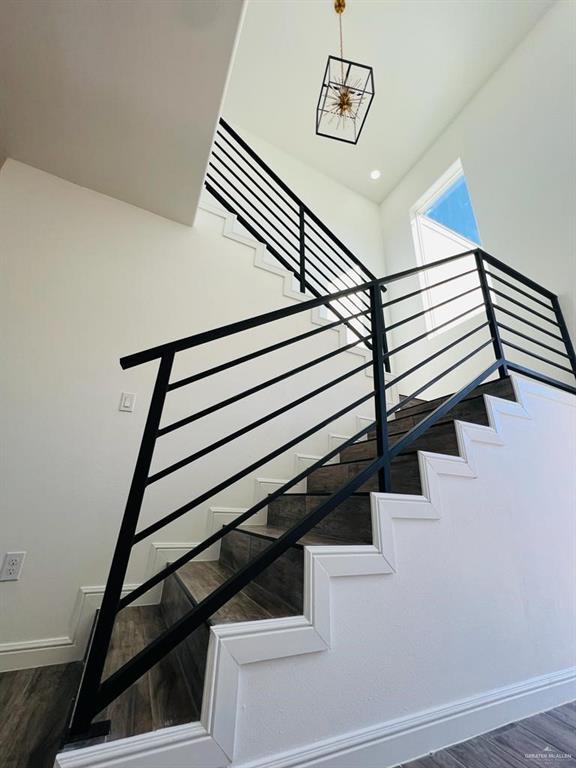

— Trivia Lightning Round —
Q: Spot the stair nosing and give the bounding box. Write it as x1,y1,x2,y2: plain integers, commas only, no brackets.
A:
227,524,359,548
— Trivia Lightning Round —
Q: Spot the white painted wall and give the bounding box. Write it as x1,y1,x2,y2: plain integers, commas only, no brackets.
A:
230,124,387,279
380,1,576,395
0,160,374,667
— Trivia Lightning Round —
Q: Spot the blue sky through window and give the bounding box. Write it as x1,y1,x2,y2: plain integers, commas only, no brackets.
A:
424,175,480,244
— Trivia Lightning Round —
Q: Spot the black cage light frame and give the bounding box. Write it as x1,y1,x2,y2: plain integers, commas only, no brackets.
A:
316,55,375,145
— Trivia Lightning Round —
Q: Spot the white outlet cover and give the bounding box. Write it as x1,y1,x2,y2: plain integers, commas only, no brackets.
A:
119,392,136,412
0,551,26,581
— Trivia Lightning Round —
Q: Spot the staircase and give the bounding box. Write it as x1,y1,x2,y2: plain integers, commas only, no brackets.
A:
159,377,516,717
60,120,576,763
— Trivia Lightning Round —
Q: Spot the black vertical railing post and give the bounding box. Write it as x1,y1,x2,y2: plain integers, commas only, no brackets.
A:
380,288,391,373
69,352,175,737
551,295,576,379
299,207,306,293
369,283,391,492
475,250,507,378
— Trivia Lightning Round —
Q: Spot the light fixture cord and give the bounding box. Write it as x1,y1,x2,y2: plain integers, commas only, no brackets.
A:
339,7,344,83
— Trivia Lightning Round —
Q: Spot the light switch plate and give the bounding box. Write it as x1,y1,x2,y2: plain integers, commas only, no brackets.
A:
119,392,136,412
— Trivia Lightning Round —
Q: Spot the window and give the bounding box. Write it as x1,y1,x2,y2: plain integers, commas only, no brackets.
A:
410,160,483,336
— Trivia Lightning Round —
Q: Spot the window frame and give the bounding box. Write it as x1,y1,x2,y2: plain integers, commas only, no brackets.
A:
409,159,484,338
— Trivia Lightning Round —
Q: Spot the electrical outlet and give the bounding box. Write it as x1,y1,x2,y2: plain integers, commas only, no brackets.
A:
0,552,26,581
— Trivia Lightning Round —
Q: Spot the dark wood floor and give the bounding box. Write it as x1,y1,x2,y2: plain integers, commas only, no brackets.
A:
0,606,198,768
400,702,576,767
0,661,82,768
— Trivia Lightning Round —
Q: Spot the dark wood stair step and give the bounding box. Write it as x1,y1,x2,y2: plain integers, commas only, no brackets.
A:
371,377,515,438
160,558,300,717
97,605,199,741
307,454,421,494
174,560,298,625
343,420,459,463
219,523,359,612
267,493,372,542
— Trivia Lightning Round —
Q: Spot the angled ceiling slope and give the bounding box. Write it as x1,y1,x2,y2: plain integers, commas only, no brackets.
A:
224,0,553,203
0,0,244,224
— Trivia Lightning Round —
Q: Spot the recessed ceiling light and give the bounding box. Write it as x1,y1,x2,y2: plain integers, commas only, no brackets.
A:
370,169,381,180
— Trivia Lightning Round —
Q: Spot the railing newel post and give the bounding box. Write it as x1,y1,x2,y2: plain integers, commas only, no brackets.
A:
369,283,391,492
299,206,306,294
475,249,507,379
551,295,576,380
69,351,174,738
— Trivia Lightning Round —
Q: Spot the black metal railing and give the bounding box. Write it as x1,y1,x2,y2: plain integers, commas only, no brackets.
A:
205,119,384,356
68,247,576,739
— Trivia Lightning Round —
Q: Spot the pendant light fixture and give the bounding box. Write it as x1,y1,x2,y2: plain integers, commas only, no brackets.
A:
316,0,375,145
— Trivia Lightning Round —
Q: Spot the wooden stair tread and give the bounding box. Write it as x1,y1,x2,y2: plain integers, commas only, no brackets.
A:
387,377,514,422
176,560,299,625
238,524,363,546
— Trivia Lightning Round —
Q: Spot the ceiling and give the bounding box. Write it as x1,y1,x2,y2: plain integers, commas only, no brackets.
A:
0,0,243,224
224,0,554,204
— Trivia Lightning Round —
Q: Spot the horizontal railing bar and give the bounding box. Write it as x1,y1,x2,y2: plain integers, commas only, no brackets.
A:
387,286,481,332
219,120,376,279
120,421,374,609
300,241,372,325
207,184,369,350
389,359,503,459
304,215,372,281
484,270,553,311
385,323,489,390
215,129,300,215
207,182,370,349
210,153,298,245
121,279,383,371
494,305,566,343
167,307,371,391
501,339,575,374
159,335,372,436
218,119,318,222
206,171,298,260
132,391,374,544
211,143,299,230
212,138,299,224
382,268,478,309
384,303,485,360
505,362,576,394
490,287,559,327
381,250,478,287
206,181,301,278
479,251,556,300
304,236,371,302
148,359,371,485
120,250,495,369
97,453,386,714
386,338,496,419
497,323,570,359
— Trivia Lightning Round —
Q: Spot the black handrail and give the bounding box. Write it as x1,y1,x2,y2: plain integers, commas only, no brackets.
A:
205,119,381,360
68,141,576,747
218,119,373,279
119,249,489,370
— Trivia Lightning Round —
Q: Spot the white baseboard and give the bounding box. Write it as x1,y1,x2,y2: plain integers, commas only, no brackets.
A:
0,542,197,672
54,666,576,768
232,666,576,768
55,723,228,768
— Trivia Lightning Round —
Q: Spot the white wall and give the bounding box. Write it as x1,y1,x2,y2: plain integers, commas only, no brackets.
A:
227,376,576,767
0,160,374,665
231,124,387,279
380,0,576,394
